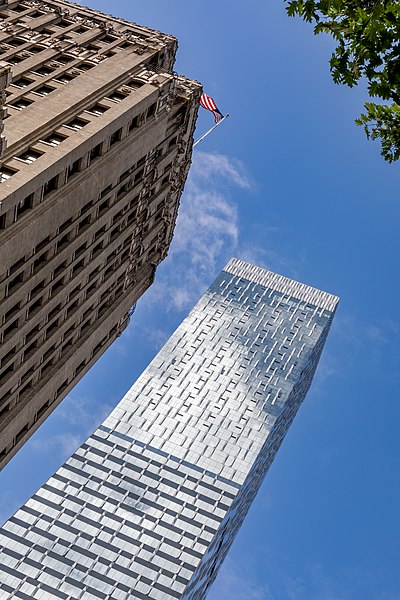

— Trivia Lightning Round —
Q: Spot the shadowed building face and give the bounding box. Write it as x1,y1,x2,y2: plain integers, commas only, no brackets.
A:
0,0,201,470
0,258,338,599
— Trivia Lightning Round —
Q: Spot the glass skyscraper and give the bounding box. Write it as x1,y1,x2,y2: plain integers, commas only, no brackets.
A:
0,258,339,600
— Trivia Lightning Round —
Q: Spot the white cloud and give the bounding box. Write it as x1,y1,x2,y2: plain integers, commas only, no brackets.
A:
0,490,22,527
209,557,273,600
30,433,82,457
57,394,113,431
142,151,251,314
30,395,113,460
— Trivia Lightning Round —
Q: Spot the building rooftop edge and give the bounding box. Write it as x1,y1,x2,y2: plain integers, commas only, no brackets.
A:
224,257,340,313
50,0,178,42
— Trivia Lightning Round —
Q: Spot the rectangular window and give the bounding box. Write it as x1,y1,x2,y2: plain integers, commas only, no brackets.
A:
11,97,33,109
34,85,56,96
28,297,43,318
11,76,33,88
86,104,109,117
3,318,19,339
33,65,53,76
43,175,58,196
0,166,18,182
8,273,24,293
56,54,74,64
90,143,102,162
57,19,74,28
78,215,90,232
7,38,26,47
64,117,89,131
31,280,45,299
33,253,47,273
0,214,6,229
40,133,67,147
147,102,157,118
129,115,139,131
110,128,122,146
54,73,75,84
106,91,127,103
67,159,81,179
15,150,43,164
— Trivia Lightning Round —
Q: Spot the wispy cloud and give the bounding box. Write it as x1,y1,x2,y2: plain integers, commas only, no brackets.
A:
210,550,398,600
331,312,400,374
209,556,273,600
30,433,82,456
0,490,23,527
30,395,113,458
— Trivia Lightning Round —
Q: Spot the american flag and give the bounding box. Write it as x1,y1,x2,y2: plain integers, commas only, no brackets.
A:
200,93,224,123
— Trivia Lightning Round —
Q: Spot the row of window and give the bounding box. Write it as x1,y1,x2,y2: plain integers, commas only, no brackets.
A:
0,175,169,396
0,321,120,463
0,2,139,40
0,139,174,290
0,80,152,187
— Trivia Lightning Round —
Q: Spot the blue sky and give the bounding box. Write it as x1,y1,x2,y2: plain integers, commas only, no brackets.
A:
1,1,400,599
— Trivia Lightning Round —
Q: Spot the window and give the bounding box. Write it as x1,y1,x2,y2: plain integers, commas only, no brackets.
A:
43,175,58,196
147,102,157,118
129,115,140,131
6,55,24,65
29,45,46,54
3,318,19,339
8,273,24,293
33,253,47,273
0,214,6,229
10,98,33,110
56,54,74,64
67,159,81,179
16,423,30,443
40,133,66,147
106,91,127,103
58,218,73,234
77,62,93,71
100,185,112,199
72,259,84,276
90,143,102,162
15,149,43,164
78,215,91,232
5,302,21,322
31,280,45,299
7,38,26,47
81,201,93,215
74,25,90,34
57,19,73,28
0,166,18,182
51,279,63,296
11,76,33,88
28,297,43,318
34,84,56,96
103,34,118,44
33,65,53,76
54,72,75,84
56,232,69,252
110,128,122,146
64,117,88,131
98,200,109,216
9,4,27,12
16,194,34,219
86,103,109,117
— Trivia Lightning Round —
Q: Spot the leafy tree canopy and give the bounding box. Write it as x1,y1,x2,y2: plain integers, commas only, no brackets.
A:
285,0,400,162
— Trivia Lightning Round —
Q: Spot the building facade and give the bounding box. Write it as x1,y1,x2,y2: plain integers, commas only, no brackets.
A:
0,258,339,600
0,0,201,469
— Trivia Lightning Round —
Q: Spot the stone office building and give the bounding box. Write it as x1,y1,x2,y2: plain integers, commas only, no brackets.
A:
0,0,201,469
0,259,339,599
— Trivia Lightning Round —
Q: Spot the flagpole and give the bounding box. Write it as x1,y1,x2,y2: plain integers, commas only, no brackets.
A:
193,114,230,148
